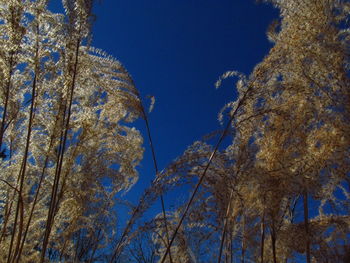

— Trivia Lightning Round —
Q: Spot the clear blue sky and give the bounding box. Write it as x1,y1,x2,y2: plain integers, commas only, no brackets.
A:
49,0,278,215
89,0,278,202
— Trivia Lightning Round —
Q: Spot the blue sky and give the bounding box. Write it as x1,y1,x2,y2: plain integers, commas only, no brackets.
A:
49,0,279,220
88,0,279,202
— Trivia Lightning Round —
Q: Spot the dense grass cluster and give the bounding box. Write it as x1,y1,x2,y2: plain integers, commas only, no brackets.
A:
0,0,349,262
